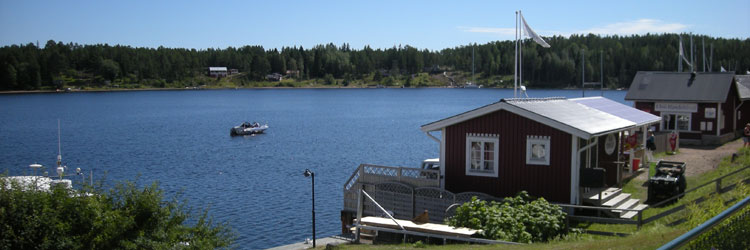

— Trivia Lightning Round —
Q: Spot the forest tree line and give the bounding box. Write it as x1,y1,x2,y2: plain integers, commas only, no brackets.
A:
0,33,748,90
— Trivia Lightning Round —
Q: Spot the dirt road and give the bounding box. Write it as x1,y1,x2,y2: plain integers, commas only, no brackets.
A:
657,139,743,177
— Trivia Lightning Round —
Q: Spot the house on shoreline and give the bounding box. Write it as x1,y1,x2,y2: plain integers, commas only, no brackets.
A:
420,97,656,204
341,96,659,233
625,71,748,145
208,67,228,77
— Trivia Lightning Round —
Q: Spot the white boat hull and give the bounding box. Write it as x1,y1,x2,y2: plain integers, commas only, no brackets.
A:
230,123,268,136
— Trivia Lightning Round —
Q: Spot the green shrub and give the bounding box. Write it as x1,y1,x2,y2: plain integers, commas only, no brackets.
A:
0,178,233,249
446,191,570,243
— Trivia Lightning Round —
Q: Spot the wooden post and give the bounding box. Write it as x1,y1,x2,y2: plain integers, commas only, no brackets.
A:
398,168,403,183
597,191,602,217
356,185,364,243
411,189,416,218
716,178,722,193
637,211,643,230
358,165,364,183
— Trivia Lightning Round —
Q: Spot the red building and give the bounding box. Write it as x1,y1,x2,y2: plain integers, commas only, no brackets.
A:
625,72,747,145
420,97,657,205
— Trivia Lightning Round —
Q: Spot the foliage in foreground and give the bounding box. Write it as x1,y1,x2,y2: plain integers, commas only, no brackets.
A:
684,181,750,250
445,191,573,243
0,178,233,249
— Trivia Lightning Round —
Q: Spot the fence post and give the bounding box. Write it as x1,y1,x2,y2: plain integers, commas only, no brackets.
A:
411,188,416,219
398,168,403,183
355,185,364,243
359,165,365,183
716,178,722,193
637,211,643,230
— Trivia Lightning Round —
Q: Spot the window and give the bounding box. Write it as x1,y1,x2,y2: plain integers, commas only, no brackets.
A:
661,113,691,131
465,134,499,177
526,136,551,165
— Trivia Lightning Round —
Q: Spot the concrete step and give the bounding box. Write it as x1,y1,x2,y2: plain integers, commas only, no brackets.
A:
583,187,622,203
601,193,631,207
620,204,649,219
611,198,640,214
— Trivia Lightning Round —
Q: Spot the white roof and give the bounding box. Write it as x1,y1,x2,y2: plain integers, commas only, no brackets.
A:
421,97,636,139
209,67,227,71
570,96,661,127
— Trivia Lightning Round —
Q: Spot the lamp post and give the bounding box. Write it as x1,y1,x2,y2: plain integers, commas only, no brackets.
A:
303,169,316,248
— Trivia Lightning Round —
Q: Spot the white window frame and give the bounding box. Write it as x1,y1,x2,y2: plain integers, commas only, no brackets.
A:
465,134,499,177
526,136,551,165
661,112,692,131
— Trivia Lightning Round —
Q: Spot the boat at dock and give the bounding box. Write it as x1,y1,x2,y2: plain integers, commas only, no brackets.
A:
230,122,268,136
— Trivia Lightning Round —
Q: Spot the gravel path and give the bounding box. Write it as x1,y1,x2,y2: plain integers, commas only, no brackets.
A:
653,139,743,177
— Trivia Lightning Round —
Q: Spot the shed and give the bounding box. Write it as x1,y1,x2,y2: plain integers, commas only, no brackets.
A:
208,67,228,77
625,71,743,145
420,97,639,204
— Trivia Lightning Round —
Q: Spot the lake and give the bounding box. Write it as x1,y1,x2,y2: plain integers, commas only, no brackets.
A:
0,88,627,249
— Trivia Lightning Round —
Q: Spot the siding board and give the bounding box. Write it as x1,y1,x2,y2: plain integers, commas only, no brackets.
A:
444,109,572,203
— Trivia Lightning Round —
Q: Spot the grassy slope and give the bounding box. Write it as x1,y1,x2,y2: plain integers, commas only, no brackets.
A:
330,144,750,250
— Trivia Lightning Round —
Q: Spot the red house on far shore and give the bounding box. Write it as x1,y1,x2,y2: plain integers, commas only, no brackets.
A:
625,71,747,145
420,97,658,205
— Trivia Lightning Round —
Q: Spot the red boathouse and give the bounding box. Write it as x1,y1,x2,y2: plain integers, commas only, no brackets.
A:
420,97,659,204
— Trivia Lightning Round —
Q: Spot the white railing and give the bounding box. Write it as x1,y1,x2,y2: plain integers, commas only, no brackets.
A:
343,164,440,191
343,164,441,215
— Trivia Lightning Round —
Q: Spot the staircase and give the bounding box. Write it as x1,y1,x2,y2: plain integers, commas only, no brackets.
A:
582,187,648,219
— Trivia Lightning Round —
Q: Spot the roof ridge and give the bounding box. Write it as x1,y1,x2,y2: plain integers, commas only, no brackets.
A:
502,97,566,102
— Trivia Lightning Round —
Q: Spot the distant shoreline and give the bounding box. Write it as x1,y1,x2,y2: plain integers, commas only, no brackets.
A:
0,85,624,94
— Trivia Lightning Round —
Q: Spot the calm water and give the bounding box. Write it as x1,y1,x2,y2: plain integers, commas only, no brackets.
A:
0,88,626,249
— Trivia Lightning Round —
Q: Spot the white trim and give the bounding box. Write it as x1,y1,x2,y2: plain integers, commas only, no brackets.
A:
526,136,551,165
465,134,499,178
570,136,579,205
440,128,446,188
660,112,692,131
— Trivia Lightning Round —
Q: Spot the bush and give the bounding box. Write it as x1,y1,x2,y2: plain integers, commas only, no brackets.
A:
0,178,233,249
446,191,570,243
323,74,335,85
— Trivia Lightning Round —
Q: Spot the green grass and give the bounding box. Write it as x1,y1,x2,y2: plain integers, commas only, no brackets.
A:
331,144,750,250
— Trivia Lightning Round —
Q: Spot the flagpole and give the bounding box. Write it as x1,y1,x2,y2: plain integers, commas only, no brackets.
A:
677,35,682,72
702,37,706,72
514,10,518,98
519,12,523,90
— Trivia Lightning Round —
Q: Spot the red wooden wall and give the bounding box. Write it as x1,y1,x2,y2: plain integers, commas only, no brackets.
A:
443,109,572,203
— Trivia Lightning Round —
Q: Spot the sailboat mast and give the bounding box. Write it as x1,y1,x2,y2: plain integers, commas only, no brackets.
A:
57,119,61,167
472,46,475,84
710,43,713,72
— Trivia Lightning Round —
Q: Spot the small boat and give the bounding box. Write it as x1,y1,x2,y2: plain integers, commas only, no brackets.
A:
230,122,268,136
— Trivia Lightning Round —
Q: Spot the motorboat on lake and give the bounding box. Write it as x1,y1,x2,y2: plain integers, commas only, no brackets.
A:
230,122,268,136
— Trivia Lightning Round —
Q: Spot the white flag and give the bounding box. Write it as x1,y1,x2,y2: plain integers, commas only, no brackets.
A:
520,13,550,48
721,66,727,72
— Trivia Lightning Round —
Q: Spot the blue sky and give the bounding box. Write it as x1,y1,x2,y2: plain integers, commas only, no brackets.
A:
1,0,747,51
